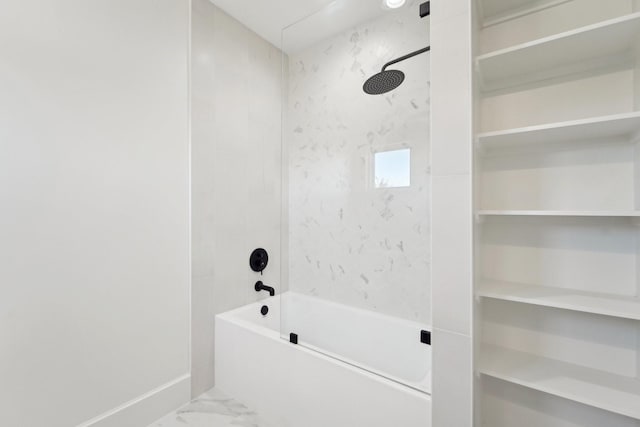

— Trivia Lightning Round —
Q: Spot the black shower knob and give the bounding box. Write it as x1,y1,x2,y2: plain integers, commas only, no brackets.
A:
249,248,269,273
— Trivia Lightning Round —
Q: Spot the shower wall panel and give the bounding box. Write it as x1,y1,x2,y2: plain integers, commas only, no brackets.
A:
191,0,283,396
286,0,431,323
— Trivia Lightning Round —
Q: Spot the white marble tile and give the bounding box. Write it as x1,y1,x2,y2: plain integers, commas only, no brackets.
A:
149,388,275,427
285,0,432,324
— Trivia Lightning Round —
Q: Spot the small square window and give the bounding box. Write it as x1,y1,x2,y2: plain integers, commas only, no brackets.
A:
374,148,411,188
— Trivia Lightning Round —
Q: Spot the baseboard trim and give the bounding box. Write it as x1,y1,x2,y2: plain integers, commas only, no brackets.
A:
76,374,191,427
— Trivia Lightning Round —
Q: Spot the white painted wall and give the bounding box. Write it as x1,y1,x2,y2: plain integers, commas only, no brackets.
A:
191,0,282,397
0,1,191,426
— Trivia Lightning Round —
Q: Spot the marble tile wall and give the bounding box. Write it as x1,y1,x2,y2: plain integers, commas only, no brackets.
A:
191,0,282,397
285,0,431,323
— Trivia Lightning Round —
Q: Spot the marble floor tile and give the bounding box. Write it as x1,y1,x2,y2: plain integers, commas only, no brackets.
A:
148,388,275,427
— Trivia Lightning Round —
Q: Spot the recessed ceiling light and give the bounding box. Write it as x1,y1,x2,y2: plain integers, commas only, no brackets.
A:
384,0,406,9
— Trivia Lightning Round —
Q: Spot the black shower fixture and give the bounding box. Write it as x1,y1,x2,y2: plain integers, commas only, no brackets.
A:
363,1,431,95
249,248,269,273
255,281,275,296
419,1,430,18
363,46,430,95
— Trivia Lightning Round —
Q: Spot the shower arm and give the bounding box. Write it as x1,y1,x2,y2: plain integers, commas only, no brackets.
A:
381,46,431,71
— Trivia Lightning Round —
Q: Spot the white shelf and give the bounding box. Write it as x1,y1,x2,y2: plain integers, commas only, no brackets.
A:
477,210,640,217
477,112,640,149
478,280,640,321
479,0,571,26
477,13,640,90
479,345,640,420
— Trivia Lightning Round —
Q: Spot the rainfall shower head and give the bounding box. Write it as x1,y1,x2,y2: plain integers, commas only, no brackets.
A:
362,2,431,95
362,46,430,95
363,69,405,95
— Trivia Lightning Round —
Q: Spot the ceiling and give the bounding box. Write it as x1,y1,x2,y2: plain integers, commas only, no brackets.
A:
209,0,392,53
209,0,334,50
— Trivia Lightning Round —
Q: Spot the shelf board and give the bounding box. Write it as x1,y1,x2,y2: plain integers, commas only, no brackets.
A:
477,13,640,91
479,345,640,420
478,280,640,321
477,210,640,217
477,112,640,149
480,0,570,26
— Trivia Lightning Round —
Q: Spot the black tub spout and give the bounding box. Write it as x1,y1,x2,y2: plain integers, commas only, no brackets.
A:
254,281,275,296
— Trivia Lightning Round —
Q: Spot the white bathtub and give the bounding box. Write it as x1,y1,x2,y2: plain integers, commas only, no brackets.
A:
215,292,431,427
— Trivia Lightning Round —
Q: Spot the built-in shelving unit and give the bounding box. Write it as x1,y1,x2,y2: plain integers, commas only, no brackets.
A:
477,12,640,91
479,345,640,420
474,1,640,425
478,280,640,321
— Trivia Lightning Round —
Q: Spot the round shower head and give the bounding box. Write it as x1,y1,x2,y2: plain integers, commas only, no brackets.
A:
362,69,405,95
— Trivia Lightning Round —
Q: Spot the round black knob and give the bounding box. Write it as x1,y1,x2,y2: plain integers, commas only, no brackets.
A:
260,305,269,316
249,248,269,273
